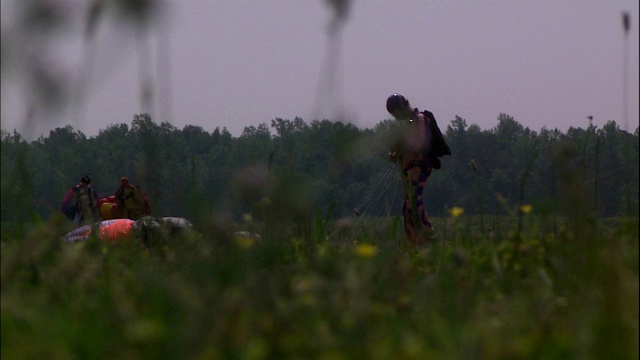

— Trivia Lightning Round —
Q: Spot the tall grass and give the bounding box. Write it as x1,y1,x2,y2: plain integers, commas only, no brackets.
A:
2,194,638,359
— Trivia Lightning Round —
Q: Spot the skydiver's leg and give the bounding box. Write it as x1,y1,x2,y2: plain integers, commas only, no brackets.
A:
414,169,432,229
402,167,422,243
403,165,437,245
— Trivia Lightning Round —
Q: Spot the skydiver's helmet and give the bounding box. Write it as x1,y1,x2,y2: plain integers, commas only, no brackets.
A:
120,177,129,186
386,93,409,114
80,175,91,185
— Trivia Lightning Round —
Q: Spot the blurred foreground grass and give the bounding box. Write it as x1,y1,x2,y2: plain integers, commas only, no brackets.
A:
1,213,638,359
2,1,638,358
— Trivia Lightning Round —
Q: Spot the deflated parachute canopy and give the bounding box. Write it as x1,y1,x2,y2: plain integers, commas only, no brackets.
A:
64,219,136,244
64,217,194,244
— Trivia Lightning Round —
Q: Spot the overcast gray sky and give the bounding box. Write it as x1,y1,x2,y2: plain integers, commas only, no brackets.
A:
2,0,639,140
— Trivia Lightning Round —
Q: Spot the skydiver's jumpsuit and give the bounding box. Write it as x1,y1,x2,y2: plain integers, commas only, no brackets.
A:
395,109,434,245
115,184,144,220
73,184,99,225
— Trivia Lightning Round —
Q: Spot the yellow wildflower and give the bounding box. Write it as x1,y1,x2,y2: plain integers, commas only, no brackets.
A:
520,204,533,214
449,206,464,217
354,244,377,258
235,235,255,249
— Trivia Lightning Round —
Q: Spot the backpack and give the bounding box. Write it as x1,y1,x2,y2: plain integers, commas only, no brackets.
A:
422,110,451,169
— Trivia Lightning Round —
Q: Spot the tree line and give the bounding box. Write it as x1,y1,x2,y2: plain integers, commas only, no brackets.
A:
2,113,638,226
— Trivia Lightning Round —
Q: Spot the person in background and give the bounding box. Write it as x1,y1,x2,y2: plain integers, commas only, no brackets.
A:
386,93,450,245
73,174,99,225
114,177,145,220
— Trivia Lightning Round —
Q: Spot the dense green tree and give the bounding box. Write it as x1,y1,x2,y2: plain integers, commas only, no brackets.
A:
1,114,638,224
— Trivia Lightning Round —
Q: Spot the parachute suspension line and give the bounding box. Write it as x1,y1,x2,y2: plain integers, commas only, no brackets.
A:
368,165,401,217
352,172,395,218
346,163,391,217
386,171,402,216
346,162,401,219
327,162,401,242
364,163,400,217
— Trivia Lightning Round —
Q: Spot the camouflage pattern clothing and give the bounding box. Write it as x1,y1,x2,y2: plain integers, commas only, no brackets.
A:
395,109,434,245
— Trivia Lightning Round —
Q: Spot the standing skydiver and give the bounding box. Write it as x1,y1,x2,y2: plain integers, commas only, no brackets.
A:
72,174,100,225
386,93,450,245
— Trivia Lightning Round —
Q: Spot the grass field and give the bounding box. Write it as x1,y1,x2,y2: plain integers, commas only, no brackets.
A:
1,210,638,359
